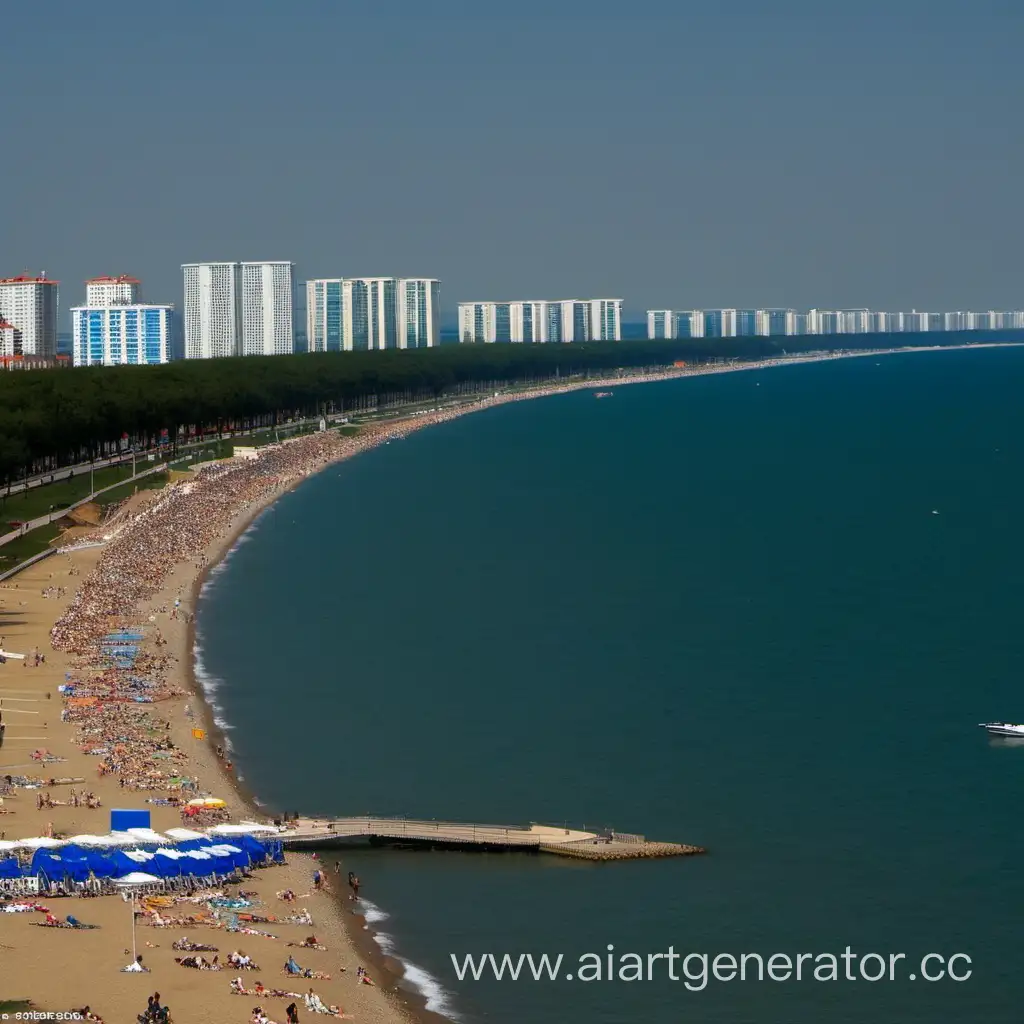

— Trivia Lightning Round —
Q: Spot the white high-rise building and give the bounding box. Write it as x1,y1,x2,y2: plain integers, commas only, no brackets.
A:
837,309,870,334
183,261,294,359
86,275,141,307
648,310,674,339
182,262,240,359
398,278,441,349
755,309,797,336
457,299,621,343
240,261,294,356
306,277,439,352
0,275,59,357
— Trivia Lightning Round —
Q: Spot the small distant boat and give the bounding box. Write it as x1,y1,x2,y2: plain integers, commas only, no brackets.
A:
979,722,1024,737
594,391,613,399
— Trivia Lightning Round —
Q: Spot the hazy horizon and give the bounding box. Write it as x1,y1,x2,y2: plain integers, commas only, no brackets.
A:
4,0,1022,319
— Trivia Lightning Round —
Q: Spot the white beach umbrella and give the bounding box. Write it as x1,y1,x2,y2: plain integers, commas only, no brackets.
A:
114,872,162,968
67,834,114,846
105,832,142,847
126,828,169,844
164,828,206,841
123,850,155,864
12,837,64,849
0,840,19,852
114,871,161,885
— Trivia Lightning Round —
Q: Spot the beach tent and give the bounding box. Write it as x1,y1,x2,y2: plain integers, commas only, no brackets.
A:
180,847,224,880
110,809,152,832
31,846,102,884
205,843,249,871
151,848,187,876
122,850,157,865
0,858,23,878
195,846,234,874
236,834,271,863
173,838,217,852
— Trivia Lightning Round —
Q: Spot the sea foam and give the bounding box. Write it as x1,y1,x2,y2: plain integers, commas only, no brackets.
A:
358,899,461,1021
193,514,270,745
192,635,235,752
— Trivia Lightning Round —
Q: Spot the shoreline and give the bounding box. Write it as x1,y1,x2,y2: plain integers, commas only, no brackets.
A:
2,340,1019,1021
153,339,1024,1023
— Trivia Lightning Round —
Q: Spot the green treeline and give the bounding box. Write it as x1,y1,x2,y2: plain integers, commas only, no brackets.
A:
0,330,1017,486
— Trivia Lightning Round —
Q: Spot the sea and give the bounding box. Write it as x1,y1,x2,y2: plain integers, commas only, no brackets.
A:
195,346,1024,1024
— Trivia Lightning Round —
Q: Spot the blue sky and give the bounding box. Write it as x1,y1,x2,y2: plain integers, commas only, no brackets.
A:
2,0,1021,318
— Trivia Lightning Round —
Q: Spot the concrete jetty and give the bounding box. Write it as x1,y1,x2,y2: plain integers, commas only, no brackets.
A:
275,817,705,862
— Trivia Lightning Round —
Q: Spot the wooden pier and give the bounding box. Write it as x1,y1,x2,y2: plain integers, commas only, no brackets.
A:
274,817,705,862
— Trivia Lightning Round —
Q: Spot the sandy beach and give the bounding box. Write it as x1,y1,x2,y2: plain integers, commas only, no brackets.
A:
0,342,1015,1021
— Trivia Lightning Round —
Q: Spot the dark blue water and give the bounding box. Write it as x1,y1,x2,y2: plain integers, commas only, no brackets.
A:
197,348,1024,1024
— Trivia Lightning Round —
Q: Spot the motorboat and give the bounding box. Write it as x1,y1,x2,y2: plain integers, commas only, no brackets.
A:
978,722,1024,737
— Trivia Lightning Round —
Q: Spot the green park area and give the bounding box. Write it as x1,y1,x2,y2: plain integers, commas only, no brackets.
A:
0,467,172,573
0,420,359,575
0,461,148,524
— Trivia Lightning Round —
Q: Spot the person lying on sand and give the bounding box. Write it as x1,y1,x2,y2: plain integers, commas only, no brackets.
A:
250,1007,279,1024
287,934,326,950
34,914,98,929
284,958,332,981
303,991,353,1018
356,966,374,986
174,954,220,970
172,936,218,952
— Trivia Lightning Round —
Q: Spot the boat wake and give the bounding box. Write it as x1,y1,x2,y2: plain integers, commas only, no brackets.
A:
358,899,461,1021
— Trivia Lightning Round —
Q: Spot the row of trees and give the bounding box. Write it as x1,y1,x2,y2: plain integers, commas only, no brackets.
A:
0,331,1016,488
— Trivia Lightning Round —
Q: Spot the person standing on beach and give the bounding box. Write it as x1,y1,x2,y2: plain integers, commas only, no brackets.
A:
348,871,360,900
